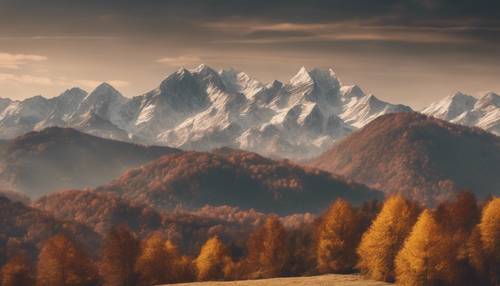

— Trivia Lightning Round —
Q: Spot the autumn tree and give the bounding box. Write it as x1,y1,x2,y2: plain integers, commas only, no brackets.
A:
195,236,232,281
434,191,483,284
246,216,289,278
357,195,420,281
100,226,140,286
134,233,170,286
1,252,34,286
164,239,194,282
286,224,316,276
479,197,500,284
36,234,97,286
316,199,361,274
435,191,480,233
395,210,458,286
465,227,489,286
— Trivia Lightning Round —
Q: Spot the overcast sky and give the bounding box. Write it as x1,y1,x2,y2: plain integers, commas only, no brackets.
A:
1,0,499,108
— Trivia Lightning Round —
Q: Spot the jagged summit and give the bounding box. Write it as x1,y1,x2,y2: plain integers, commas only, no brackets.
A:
13,65,498,159
422,91,500,135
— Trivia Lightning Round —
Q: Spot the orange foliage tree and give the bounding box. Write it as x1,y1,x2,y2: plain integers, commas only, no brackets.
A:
357,195,420,281
395,210,458,286
100,226,140,286
1,252,34,286
316,199,361,274
479,197,500,284
135,233,172,286
36,234,98,286
195,236,232,281
245,216,289,279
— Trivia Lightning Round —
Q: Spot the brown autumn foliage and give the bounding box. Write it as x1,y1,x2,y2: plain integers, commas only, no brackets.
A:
357,195,420,282
99,226,140,286
134,233,172,286
0,188,498,286
36,234,98,286
310,112,500,204
0,197,100,258
96,149,381,214
316,199,362,274
434,191,484,285
245,216,289,279
35,190,163,237
0,252,34,286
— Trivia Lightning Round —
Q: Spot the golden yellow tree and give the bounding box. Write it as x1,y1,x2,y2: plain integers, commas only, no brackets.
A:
357,195,420,281
465,227,489,285
164,239,194,282
195,236,231,281
246,216,289,278
478,197,500,284
1,252,34,286
36,234,97,286
316,199,361,273
395,210,458,286
99,226,140,286
134,233,171,286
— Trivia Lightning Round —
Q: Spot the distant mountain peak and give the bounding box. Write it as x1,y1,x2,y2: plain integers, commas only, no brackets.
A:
0,65,415,159
422,91,499,135
290,66,314,86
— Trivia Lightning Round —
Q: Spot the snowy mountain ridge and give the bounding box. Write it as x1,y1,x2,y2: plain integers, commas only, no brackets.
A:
422,91,500,135
0,65,418,159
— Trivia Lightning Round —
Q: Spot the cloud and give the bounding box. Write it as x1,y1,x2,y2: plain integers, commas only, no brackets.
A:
72,79,130,89
0,52,48,69
0,73,53,85
156,55,203,66
206,20,474,45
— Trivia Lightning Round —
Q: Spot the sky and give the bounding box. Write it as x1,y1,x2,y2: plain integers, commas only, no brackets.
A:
0,0,499,109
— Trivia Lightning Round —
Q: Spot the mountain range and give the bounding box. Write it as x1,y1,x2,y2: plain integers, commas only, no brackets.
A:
422,91,500,135
0,65,414,159
310,112,500,204
1,65,498,159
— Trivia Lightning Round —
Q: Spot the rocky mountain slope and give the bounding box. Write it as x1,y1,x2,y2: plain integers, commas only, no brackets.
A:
0,65,411,159
310,112,500,204
0,127,179,197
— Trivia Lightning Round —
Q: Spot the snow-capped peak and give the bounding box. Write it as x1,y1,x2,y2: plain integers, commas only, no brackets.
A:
476,92,500,109
421,91,477,120
422,91,500,135
219,68,264,98
290,66,313,86
0,65,430,159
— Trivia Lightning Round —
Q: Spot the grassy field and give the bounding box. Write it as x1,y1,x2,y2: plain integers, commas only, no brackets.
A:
164,274,393,286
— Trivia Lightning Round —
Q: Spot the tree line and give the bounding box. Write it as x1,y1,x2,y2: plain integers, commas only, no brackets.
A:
1,192,498,286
